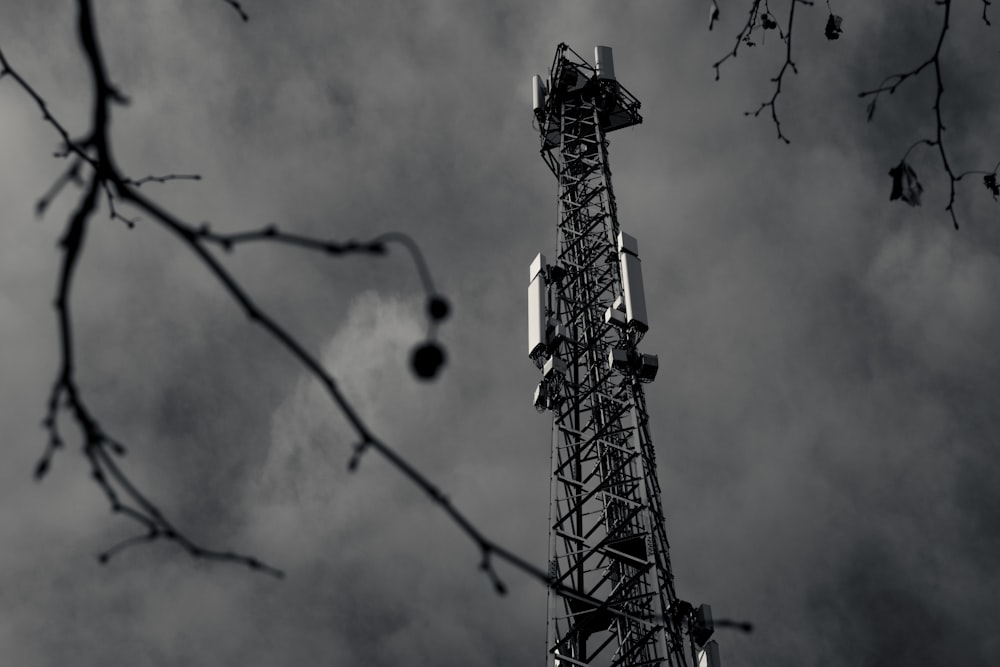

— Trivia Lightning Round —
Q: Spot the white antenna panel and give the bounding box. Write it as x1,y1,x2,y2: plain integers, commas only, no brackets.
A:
620,249,648,332
528,253,548,358
532,75,546,118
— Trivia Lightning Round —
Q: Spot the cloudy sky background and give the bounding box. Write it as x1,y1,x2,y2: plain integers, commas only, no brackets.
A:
2,1,999,665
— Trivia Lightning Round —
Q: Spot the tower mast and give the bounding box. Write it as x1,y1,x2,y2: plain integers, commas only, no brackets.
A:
529,44,719,667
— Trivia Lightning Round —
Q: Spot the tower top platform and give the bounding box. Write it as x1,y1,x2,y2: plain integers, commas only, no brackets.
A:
532,44,642,152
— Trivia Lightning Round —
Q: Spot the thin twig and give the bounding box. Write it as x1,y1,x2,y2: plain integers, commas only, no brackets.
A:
197,222,386,255
712,0,765,80
714,0,812,143
125,173,202,187
901,138,936,163
744,0,811,143
36,159,83,217
858,38,939,121
219,0,248,22
859,0,972,229
193,224,440,312
100,180,139,227
930,3,960,229
0,48,96,168
955,159,1000,182
374,231,439,296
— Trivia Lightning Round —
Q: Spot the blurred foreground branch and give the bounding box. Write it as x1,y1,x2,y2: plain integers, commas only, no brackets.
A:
0,0,753,637
2,0,452,579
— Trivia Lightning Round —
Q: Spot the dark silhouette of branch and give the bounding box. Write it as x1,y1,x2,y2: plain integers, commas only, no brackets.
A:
6,0,755,637
0,50,94,167
94,174,201,227
19,0,287,578
713,0,789,80
716,619,755,633
125,173,202,187
99,179,139,227
194,225,439,297
858,0,1000,230
857,12,944,123
955,160,1000,186
714,0,812,143
197,222,388,255
35,159,83,216
709,0,721,31
744,0,810,143
219,0,249,22
8,0,448,579
713,0,997,227
712,0,765,77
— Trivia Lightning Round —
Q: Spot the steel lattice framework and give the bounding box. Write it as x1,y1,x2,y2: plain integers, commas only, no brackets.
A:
528,44,718,667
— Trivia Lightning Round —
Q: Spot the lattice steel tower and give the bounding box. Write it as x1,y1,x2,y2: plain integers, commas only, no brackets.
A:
528,44,720,667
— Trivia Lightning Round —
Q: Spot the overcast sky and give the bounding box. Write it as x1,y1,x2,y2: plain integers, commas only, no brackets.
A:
2,1,999,665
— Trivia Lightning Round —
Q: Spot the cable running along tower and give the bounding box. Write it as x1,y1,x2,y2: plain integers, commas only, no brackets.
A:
529,44,719,667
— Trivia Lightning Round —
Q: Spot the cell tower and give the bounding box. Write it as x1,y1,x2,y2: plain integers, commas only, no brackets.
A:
528,44,720,667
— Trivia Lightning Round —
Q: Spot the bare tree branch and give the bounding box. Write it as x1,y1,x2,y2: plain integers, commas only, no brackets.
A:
99,179,139,227
712,0,766,79
744,0,811,143
35,159,83,217
714,0,813,143
125,173,202,187
0,49,95,168
194,225,439,297
10,0,452,580
2,0,485,590
6,0,755,635
713,1,997,227
219,0,249,22
858,0,999,229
